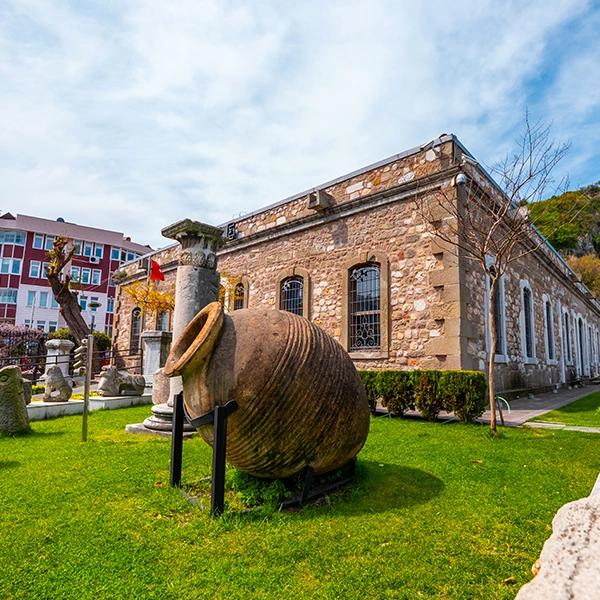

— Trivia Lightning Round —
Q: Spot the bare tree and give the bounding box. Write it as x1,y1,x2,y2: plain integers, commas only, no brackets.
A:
46,237,90,344
419,115,582,433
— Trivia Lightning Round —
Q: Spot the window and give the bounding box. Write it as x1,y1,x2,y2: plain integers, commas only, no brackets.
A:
48,321,57,333
44,235,55,251
81,268,91,284
279,276,304,316
111,247,121,261
233,283,245,310
563,311,572,363
0,231,25,245
42,262,49,278
39,291,48,308
589,326,594,371
51,296,59,309
578,317,585,375
90,296,99,311
492,279,506,354
521,284,535,359
94,243,104,259
130,308,142,353
106,297,114,313
71,266,81,282
36,321,46,332
91,269,101,285
544,298,555,361
27,291,36,307
83,241,93,257
79,295,88,311
0,289,17,303
33,233,44,249
29,260,41,278
126,251,137,262
349,263,381,351
24,319,31,328
156,311,169,331
73,240,82,255
0,258,21,275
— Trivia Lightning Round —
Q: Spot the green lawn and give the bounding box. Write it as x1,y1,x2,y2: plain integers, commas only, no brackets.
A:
531,391,600,427
1,407,599,600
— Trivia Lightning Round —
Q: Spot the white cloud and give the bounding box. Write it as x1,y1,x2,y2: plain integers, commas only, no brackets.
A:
0,0,597,247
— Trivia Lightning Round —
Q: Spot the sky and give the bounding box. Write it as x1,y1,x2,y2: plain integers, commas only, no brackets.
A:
1,0,598,248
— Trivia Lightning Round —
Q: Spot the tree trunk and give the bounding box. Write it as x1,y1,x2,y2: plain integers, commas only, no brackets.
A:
47,273,90,344
488,278,498,433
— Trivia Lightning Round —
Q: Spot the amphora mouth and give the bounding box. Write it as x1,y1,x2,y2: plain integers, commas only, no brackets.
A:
164,301,224,377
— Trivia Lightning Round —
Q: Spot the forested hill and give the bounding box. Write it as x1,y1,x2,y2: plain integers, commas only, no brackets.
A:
530,181,600,256
530,181,600,296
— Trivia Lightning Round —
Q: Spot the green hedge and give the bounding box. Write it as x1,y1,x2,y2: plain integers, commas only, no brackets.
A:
358,369,486,422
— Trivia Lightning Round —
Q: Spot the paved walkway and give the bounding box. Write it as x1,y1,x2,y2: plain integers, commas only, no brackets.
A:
479,385,598,427
392,384,598,428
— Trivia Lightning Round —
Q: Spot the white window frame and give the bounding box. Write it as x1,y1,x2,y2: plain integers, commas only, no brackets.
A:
484,258,507,362
33,233,44,249
519,280,537,363
44,235,55,251
83,241,93,257
39,291,49,308
29,260,41,278
81,267,91,285
71,266,81,282
26,291,36,307
542,294,557,365
91,269,101,285
94,243,104,259
111,247,121,261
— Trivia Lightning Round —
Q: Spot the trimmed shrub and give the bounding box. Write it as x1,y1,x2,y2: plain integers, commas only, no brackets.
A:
358,370,380,413
438,370,487,422
413,370,442,421
377,370,414,416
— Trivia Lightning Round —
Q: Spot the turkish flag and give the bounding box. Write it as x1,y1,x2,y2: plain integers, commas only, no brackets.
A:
149,259,165,281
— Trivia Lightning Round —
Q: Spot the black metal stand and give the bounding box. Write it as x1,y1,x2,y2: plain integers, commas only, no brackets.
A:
169,392,238,517
170,392,185,487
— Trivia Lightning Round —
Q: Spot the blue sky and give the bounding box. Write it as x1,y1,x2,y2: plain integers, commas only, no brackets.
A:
1,0,598,248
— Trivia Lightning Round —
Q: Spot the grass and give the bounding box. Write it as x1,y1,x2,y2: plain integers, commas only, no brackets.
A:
531,391,600,427
1,407,599,599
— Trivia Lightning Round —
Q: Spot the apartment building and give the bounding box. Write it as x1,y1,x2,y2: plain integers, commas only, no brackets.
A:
0,212,151,336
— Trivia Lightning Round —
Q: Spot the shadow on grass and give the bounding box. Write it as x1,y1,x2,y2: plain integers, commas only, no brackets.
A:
315,460,444,516
0,460,20,470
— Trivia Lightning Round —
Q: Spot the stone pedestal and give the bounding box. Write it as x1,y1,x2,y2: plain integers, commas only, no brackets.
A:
43,339,74,380
126,219,223,436
141,330,172,385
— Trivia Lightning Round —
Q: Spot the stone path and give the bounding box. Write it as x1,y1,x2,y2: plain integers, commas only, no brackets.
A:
522,422,600,434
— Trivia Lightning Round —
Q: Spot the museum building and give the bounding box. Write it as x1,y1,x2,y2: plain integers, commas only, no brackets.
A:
112,135,600,393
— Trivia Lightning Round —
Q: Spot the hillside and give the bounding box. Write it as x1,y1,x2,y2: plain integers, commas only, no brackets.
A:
530,181,600,296
530,181,600,255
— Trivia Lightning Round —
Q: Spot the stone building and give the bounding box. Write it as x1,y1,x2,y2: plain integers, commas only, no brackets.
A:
112,134,600,393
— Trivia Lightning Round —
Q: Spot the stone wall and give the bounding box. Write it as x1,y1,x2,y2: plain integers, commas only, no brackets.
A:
462,230,600,392
113,139,465,372
112,135,600,391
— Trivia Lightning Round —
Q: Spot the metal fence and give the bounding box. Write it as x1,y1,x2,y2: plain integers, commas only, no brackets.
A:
0,329,48,382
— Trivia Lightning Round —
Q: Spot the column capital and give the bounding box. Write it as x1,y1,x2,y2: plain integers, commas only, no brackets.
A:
161,219,224,270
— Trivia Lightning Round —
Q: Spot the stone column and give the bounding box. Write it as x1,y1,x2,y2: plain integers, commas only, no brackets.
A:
140,330,172,385
43,339,75,380
127,219,223,436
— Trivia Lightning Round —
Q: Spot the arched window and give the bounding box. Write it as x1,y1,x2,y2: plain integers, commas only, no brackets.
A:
130,307,142,354
280,276,304,316
348,262,381,351
233,282,245,310
520,281,535,359
578,317,585,375
543,297,555,361
563,311,572,363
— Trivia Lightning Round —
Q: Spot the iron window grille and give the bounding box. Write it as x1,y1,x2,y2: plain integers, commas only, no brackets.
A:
280,276,304,316
349,262,381,351
130,307,142,354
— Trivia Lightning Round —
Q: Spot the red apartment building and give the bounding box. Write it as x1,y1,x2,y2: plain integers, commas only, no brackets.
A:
0,213,151,336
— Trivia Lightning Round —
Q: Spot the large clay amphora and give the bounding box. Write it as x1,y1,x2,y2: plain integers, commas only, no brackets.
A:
164,302,370,478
